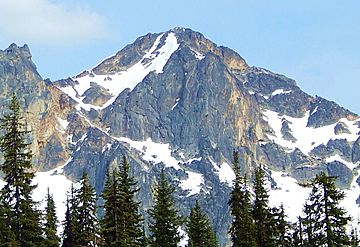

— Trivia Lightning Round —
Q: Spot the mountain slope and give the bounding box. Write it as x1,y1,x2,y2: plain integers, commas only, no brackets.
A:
0,27,359,246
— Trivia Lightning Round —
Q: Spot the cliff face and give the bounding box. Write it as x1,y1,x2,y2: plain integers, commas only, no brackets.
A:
1,28,359,246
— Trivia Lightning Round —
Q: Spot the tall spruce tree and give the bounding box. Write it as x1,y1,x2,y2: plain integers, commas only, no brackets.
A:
148,171,182,247
252,165,276,247
44,188,60,247
62,184,79,247
187,201,217,247
292,216,304,247
99,171,121,246
272,204,292,247
77,173,98,247
0,94,43,246
301,172,351,246
228,151,256,247
100,156,144,246
0,201,18,246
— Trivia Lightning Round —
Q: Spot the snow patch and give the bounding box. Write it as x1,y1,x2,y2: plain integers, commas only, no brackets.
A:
263,109,360,154
102,143,112,153
326,154,358,170
180,171,204,196
269,170,311,222
118,137,181,170
57,117,69,130
271,89,292,96
171,98,180,110
190,48,205,60
58,32,180,111
213,162,235,186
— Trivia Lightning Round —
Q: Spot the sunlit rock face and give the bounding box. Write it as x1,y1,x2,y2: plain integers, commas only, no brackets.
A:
1,28,359,246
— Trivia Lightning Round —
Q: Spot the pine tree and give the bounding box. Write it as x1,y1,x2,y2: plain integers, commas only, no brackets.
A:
0,93,44,246
99,171,121,246
100,156,145,246
292,216,304,247
349,227,359,247
228,151,256,247
187,201,217,247
252,165,276,247
0,201,18,246
148,171,182,247
302,172,351,246
77,173,98,247
44,188,60,247
272,204,292,247
62,184,79,247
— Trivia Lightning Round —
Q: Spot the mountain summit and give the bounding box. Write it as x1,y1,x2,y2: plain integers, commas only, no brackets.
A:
0,28,359,246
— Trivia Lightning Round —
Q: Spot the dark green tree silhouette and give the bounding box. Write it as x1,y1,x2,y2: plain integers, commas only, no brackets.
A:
77,173,97,247
187,201,217,247
252,165,276,247
0,93,43,246
100,156,145,246
62,184,79,247
302,172,351,246
228,151,256,247
148,171,182,247
43,188,60,247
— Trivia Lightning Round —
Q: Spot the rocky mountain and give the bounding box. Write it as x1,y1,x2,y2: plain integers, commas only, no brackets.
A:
1,28,359,246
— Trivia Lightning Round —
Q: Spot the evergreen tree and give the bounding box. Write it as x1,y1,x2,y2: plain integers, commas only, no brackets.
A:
44,188,60,247
228,151,256,247
77,173,98,247
272,204,292,247
252,165,276,247
61,185,79,247
0,93,43,246
148,171,182,247
187,200,217,247
292,216,304,247
0,201,18,246
100,156,145,246
349,227,359,247
99,172,121,246
302,172,351,246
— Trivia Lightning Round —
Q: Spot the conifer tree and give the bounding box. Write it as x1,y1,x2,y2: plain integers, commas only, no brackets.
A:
44,188,60,247
0,93,44,246
228,151,256,247
77,173,98,247
148,171,182,247
99,172,121,246
187,200,217,247
100,156,145,246
62,184,79,247
301,172,351,246
272,204,292,247
292,216,304,247
350,228,359,247
252,165,276,247
0,201,18,246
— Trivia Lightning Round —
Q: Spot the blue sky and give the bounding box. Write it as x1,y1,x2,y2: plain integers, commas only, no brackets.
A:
0,0,359,113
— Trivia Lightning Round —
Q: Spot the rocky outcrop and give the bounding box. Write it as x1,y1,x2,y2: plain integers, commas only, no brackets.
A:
1,28,359,246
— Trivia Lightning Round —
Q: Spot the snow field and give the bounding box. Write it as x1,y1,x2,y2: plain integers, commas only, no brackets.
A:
58,32,180,111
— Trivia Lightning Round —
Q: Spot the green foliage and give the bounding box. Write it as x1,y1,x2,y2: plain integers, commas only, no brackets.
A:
271,204,292,247
228,151,256,247
301,172,351,246
44,188,60,247
148,171,182,247
0,93,43,246
77,173,98,247
252,165,276,247
187,201,218,247
62,184,79,247
100,156,145,246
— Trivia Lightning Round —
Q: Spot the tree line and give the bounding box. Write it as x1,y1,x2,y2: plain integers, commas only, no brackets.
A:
0,94,358,247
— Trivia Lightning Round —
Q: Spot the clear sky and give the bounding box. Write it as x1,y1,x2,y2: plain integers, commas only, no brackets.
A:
0,0,359,114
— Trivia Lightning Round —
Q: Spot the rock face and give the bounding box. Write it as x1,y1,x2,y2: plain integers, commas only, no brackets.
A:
0,28,359,246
